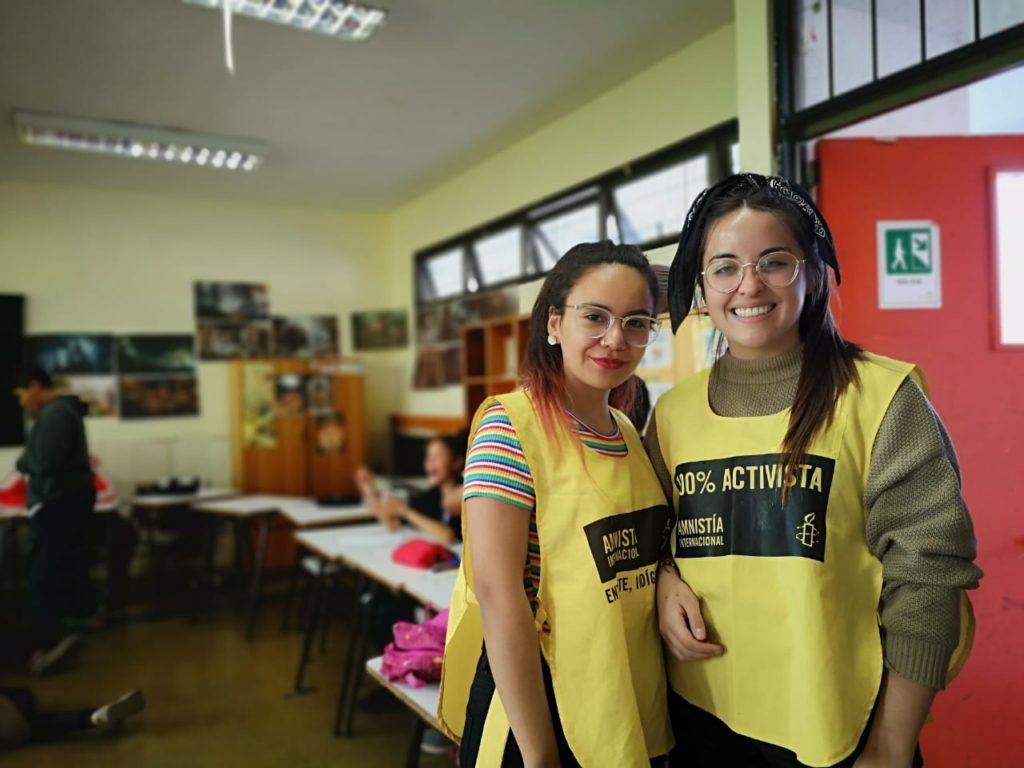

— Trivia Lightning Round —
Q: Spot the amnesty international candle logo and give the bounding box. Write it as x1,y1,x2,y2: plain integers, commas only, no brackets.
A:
795,513,820,549
672,453,834,562
583,506,671,604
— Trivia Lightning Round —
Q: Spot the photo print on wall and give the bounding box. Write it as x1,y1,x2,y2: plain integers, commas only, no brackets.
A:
351,309,408,351
117,334,196,375
413,286,518,389
118,376,199,420
197,320,272,360
54,376,118,417
273,315,339,358
194,281,272,361
28,334,115,375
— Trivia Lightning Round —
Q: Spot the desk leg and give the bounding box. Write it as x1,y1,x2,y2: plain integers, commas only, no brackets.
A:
190,516,218,623
405,716,426,768
288,556,325,696
244,514,271,641
335,577,376,738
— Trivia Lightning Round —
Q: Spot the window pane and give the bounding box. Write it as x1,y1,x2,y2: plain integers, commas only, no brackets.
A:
876,0,923,78
532,205,600,271
995,170,1024,345
980,0,1024,36
613,155,708,244
474,227,522,286
424,247,464,299
925,0,974,58
795,0,831,108
832,0,873,95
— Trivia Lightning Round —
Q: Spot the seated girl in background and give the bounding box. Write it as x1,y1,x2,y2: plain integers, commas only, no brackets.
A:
354,434,465,546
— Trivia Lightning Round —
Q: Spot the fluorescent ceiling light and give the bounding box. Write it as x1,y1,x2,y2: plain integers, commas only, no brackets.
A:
13,111,266,172
183,0,387,41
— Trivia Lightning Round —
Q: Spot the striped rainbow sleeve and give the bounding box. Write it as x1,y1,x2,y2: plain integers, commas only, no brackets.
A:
463,401,535,511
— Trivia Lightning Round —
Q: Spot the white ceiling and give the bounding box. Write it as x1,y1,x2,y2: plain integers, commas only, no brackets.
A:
0,0,732,210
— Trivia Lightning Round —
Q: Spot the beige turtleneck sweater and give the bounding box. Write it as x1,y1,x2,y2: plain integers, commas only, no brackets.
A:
645,345,982,691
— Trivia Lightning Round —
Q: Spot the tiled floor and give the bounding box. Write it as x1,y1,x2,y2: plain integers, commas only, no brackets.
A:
0,607,454,767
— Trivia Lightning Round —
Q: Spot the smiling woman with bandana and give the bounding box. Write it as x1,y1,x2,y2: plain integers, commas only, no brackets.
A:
646,174,982,768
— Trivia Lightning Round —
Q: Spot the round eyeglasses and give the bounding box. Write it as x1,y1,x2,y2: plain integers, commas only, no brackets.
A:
565,304,662,348
701,251,806,294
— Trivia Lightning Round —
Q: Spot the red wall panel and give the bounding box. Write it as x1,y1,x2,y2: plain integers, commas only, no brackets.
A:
819,136,1024,767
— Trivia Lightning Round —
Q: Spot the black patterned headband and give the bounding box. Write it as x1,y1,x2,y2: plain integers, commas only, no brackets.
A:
668,173,841,333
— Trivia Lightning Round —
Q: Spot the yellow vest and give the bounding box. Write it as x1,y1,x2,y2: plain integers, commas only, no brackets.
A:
655,353,924,766
439,391,673,766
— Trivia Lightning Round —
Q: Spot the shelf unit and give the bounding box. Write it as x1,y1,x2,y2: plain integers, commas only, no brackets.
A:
462,313,530,420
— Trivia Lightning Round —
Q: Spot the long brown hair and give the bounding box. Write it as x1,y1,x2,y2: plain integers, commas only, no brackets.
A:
520,240,658,443
670,175,863,472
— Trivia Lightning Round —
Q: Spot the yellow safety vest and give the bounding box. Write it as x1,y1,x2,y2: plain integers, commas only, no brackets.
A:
439,391,673,766
655,352,928,766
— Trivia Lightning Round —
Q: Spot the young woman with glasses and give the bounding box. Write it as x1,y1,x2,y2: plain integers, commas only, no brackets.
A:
439,241,673,767
648,174,982,767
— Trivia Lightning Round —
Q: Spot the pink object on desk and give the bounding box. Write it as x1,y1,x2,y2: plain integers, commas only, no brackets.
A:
380,609,449,688
391,538,452,569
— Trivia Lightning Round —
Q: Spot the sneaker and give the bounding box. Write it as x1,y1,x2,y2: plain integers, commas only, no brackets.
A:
420,727,450,755
29,633,82,676
92,690,145,727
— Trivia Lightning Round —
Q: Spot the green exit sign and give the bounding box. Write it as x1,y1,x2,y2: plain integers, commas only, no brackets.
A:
884,227,933,275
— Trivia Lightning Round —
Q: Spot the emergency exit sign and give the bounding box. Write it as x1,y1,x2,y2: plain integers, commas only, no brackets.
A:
877,221,942,309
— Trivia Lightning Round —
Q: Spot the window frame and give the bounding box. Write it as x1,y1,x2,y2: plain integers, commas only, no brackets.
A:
414,121,738,306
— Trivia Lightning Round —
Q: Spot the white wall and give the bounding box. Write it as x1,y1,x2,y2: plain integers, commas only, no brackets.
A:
0,180,387,493
384,23,738,417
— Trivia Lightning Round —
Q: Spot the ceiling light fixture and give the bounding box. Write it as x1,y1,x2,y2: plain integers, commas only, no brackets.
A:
182,0,387,41
13,111,267,172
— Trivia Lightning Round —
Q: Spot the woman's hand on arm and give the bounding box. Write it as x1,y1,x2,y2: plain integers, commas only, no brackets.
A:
468,495,560,768
656,565,723,661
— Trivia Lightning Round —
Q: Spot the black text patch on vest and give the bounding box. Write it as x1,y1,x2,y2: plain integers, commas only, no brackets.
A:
584,506,670,588
672,453,834,561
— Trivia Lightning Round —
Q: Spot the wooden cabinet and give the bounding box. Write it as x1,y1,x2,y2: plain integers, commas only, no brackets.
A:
229,359,366,498
462,314,530,421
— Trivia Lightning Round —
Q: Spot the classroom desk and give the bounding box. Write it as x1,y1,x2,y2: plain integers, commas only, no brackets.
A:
192,496,376,639
292,523,457,736
127,487,238,510
190,494,311,638
365,655,450,768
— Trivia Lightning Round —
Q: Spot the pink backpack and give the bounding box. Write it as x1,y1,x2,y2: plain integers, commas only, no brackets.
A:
380,609,449,688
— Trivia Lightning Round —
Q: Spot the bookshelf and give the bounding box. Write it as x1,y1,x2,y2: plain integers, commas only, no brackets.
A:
462,313,530,420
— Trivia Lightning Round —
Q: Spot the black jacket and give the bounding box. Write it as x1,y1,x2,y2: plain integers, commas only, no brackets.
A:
15,395,92,507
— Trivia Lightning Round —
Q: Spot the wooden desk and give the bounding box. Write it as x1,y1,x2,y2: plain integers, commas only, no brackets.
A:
365,656,451,767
